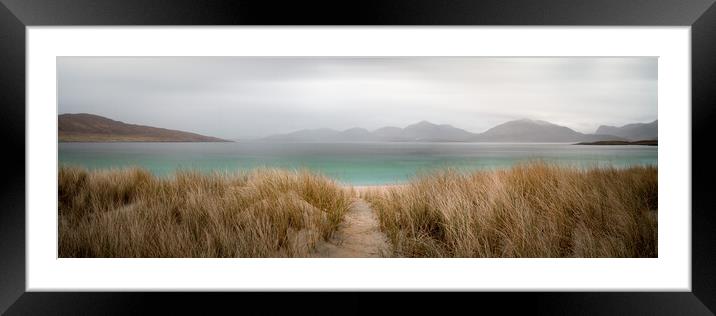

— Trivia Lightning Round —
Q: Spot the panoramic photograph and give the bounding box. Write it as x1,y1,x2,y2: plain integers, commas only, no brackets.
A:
57,57,657,258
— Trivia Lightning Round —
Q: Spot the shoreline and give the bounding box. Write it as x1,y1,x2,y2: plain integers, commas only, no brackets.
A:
575,139,657,146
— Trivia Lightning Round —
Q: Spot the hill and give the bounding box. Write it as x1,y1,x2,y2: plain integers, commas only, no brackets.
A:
401,121,474,141
58,113,228,142
595,120,657,140
471,119,621,143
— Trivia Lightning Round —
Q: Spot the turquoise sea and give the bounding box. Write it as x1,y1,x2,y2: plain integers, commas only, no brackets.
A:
58,142,658,185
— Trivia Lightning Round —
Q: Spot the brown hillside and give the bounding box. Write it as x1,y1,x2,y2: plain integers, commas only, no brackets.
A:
58,113,228,142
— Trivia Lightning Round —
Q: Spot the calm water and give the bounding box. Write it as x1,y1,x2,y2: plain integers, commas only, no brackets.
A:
58,142,658,185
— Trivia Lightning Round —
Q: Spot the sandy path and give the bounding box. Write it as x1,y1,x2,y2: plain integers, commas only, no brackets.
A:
313,198,392,258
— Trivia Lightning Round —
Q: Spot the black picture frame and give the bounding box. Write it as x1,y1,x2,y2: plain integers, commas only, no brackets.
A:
1,0,714,314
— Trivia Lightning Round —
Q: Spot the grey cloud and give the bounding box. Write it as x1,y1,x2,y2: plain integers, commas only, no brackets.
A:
58,57,657,139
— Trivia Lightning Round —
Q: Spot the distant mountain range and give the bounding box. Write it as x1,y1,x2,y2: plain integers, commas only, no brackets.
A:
265,119,658,143
59,113,228,142
58,113,658,143
264,120,477,142
595,120,658,141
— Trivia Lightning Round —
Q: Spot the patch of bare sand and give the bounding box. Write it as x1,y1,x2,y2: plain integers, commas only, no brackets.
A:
352,184,406,197
313,197,392,258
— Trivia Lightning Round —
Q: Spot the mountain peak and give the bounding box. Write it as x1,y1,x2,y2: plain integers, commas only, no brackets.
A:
409,120,438,127
595,120,657,140
474,118,586,142
513,118,554,126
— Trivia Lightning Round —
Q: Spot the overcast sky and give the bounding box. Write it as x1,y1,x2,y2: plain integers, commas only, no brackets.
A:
58,57,657,139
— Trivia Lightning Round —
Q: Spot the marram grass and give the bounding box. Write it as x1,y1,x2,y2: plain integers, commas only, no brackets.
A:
59,166,352,257
59,162,657,258
363,162,657,258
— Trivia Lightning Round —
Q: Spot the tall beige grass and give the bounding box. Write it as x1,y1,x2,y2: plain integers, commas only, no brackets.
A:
59,166,352,257
364,163,657,258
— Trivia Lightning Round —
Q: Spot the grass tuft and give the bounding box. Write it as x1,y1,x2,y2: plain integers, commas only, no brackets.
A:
363,162,657,258
59,166,352,257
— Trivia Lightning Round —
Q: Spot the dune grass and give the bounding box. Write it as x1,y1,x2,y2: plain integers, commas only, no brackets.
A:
60,163,657,258
59,166,353,257
363,163,657,258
